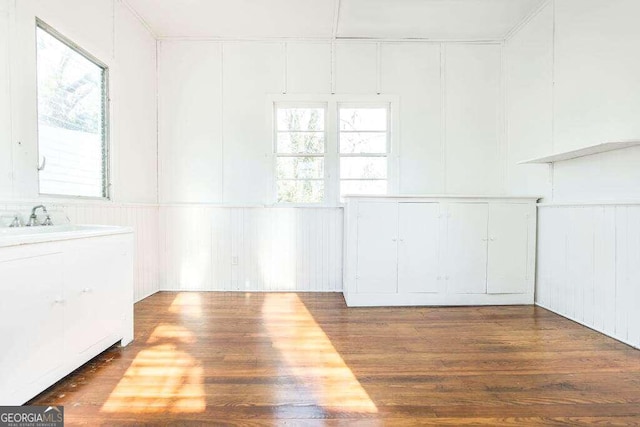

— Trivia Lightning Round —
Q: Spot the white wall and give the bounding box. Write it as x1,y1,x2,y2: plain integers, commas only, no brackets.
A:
537,205,640,349
0,0,11,198
0,0,161,299
506,0,640,202
506,0,640,349
159,206,343,291
158,40,506,204
156,39,505,292
505,2,553,198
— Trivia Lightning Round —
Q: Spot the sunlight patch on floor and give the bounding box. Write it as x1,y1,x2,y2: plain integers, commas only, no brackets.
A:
101,320,205,413
262,293,378,413
169,292,203,318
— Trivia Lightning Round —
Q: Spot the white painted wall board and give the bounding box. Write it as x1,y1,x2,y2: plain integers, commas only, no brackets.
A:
505,2,553,198
222,42,284,204
113,1,158,204
159,206,343,292
444,44,502,194
553,146,640,202
553,0,640,153
380,43,443,194
334,43,378,94
537,205,640,350
0,8,11,198
158,41,223,203
285,42,331,94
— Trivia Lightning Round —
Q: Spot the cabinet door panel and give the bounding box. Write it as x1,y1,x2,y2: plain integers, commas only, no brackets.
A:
64,237,124,356
487,203,531,294
445,203,488,294
0,252,64,400
356,202,398,293
398,203,440,293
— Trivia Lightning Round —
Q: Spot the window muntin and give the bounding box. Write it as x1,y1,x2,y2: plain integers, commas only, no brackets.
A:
274,107,326,203
36,22,108,198
338,106,389,197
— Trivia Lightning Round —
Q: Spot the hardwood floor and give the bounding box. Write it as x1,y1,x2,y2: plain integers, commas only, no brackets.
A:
29,292,640,426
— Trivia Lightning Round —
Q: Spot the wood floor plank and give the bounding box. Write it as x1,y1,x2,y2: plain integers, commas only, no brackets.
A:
27,292,640,425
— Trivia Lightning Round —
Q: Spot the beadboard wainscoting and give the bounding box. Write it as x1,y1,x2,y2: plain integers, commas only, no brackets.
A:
0,201,160,302
159,206,344,292
537,204,640,349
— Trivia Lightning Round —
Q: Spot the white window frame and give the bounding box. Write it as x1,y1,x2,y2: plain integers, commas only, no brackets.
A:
35,19,111,200
267,94,399,206
338,102,391,198
272,102,328,205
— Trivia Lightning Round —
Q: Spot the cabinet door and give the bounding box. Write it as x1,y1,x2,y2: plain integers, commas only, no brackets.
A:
487,203,531,294
0,251,64,402
445,203,488,294
356,202,398,293
398,203,440,293
64,237,124,356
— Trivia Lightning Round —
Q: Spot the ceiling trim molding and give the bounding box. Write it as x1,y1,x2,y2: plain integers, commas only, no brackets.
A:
155,35,504,44
503,0,552,42
120,0,158,39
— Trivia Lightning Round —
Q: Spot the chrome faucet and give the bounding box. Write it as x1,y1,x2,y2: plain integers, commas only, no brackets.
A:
9,215,21,228
27,205,53,227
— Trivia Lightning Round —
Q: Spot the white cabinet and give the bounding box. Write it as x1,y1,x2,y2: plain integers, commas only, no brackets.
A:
0,231,134,405
343,195,538,307
355,202,441,295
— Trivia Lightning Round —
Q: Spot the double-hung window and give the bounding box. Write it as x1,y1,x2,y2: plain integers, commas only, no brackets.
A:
36,21,109,199
338,105,389,197
274,105,326,203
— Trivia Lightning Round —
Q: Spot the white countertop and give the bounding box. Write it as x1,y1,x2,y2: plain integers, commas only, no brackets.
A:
0,224,134,248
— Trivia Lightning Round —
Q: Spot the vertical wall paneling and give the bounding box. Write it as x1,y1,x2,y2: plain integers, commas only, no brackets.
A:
537,205,640,349
445,44,502,194
159,206,343,292
334,42,377,94
0,5,11,198
380,43,442,194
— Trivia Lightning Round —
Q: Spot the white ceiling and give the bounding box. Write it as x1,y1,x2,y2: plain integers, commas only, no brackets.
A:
126,0,547,40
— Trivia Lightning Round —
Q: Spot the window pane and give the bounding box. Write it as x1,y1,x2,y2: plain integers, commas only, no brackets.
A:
277,108,324,131
277,132,324,154
340,157,387,180
276,157,324,180
339,108,387,131
340,180,387,196
339,132,387,154
37,26,106,198
277,180,324,203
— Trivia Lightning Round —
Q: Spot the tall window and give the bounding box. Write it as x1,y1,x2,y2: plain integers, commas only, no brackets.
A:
339,105,389,196
274,106,326,203
36,21,109,198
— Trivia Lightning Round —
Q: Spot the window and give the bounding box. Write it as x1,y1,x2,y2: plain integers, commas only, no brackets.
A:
339,106,389,197
36,21,109,198
274,106,326,203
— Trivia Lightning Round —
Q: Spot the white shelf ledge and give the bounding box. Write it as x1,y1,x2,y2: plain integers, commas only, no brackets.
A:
518,140,640,164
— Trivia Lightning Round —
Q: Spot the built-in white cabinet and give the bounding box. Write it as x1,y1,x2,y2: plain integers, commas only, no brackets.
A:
343,195,538,307
0,231,134,405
